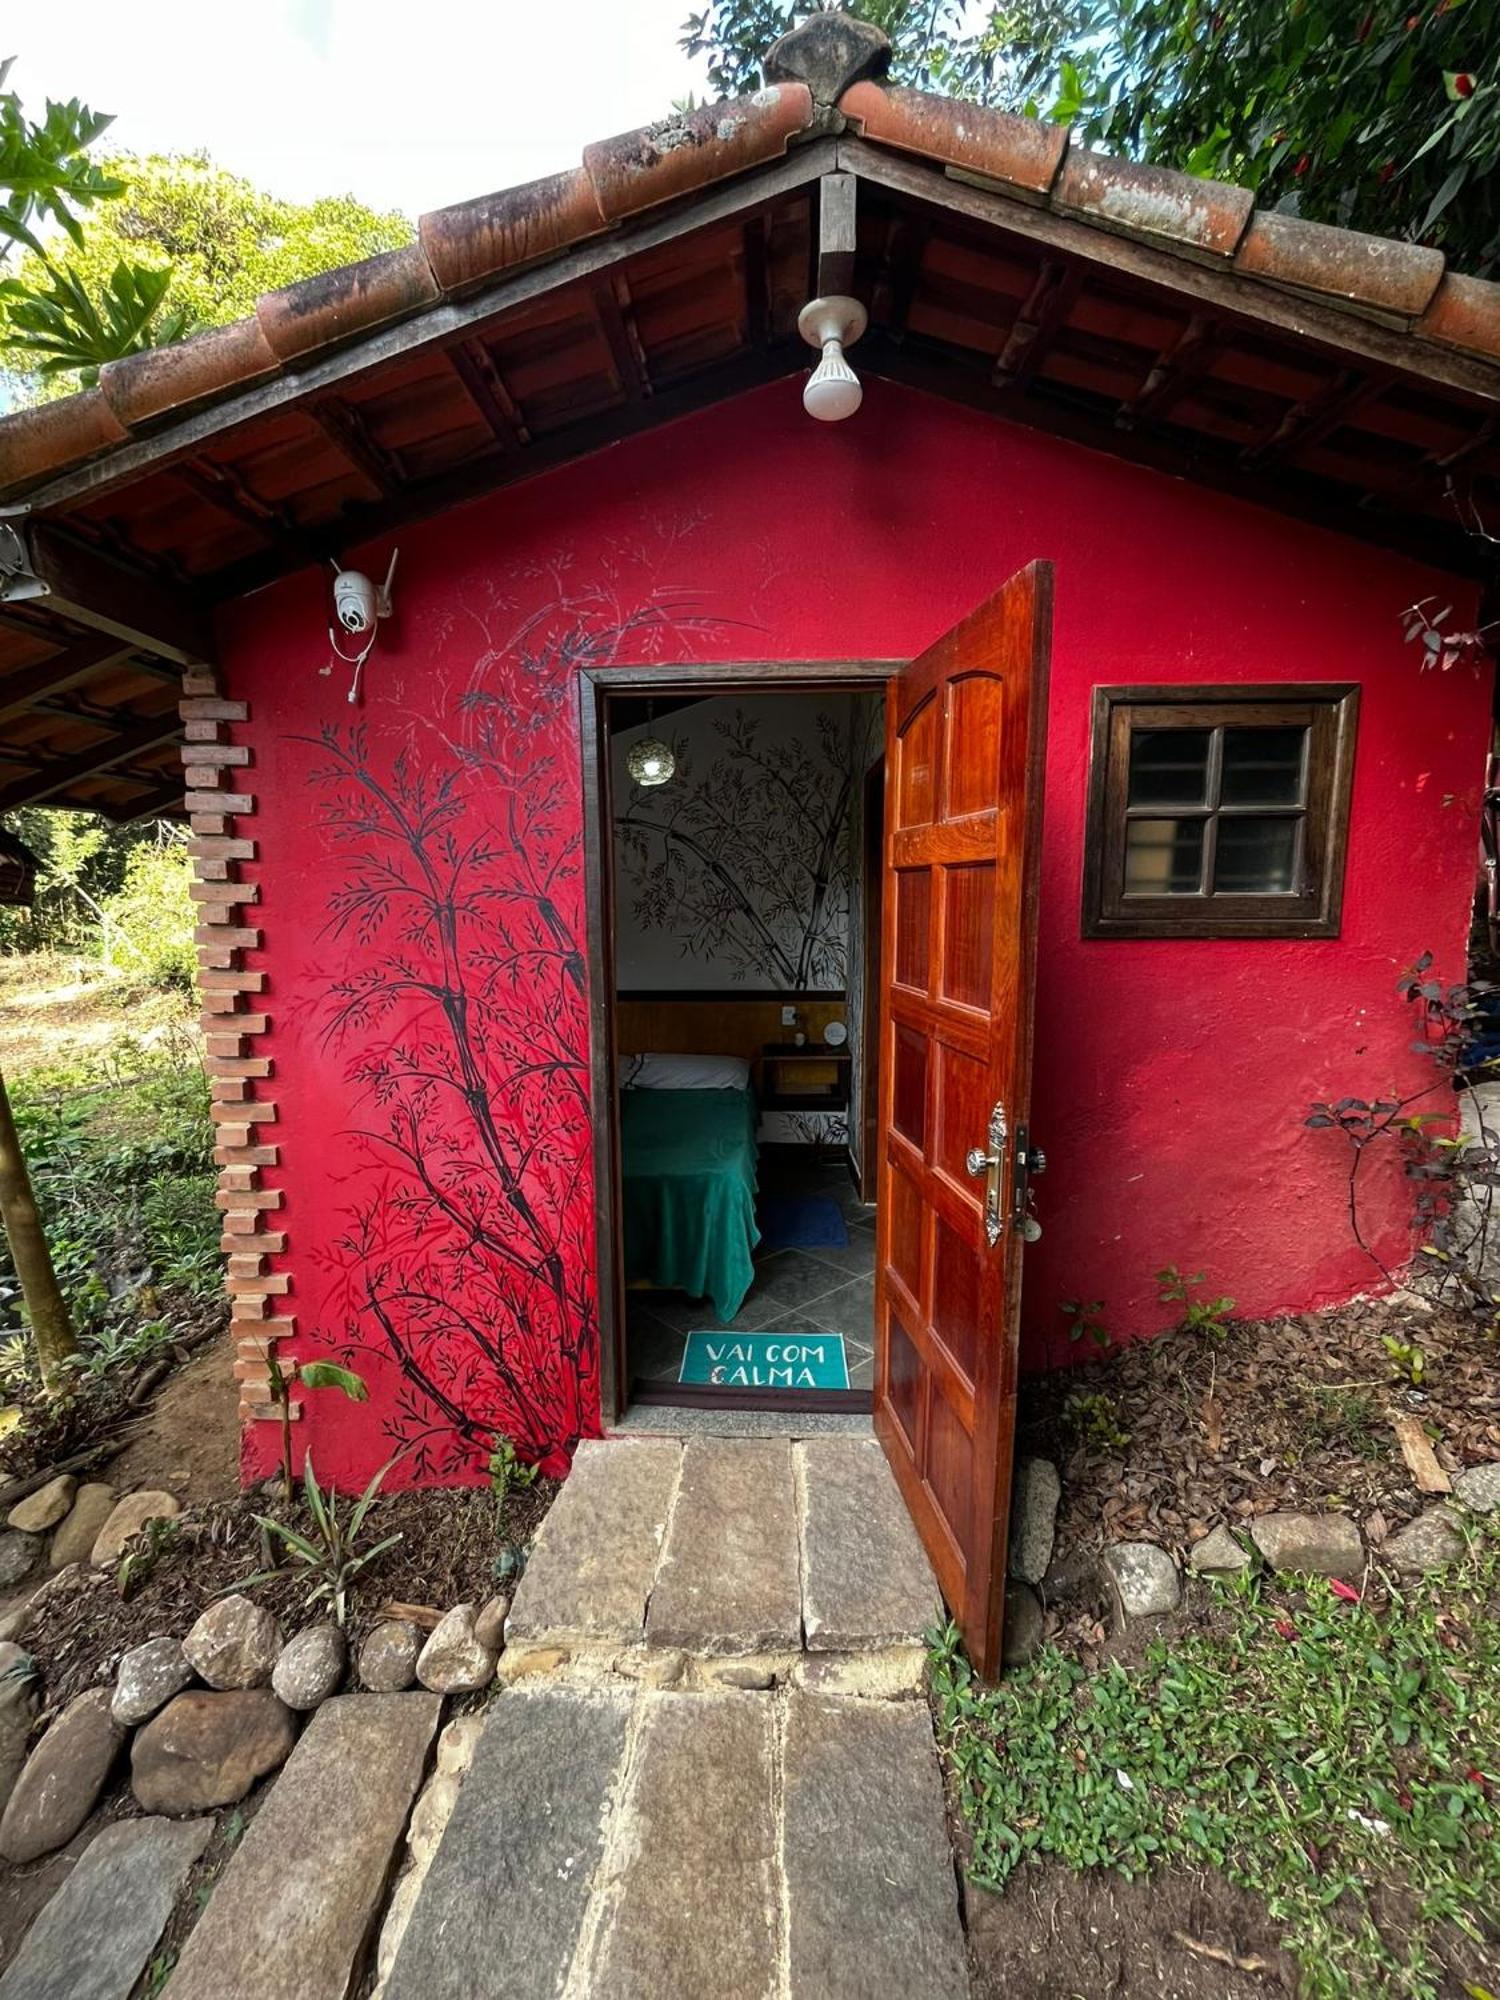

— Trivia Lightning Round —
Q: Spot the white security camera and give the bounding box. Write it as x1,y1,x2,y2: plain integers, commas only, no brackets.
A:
333,568,379,634
325,549,399,704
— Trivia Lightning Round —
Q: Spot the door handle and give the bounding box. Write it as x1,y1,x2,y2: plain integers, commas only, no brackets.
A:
965,1099,1008,1248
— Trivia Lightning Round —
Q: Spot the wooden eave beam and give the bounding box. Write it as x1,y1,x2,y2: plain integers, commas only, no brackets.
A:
16,137,843,519
1240,369,1387,471
0,712,182,811
839,137,1500,408
177,459,322,568
108,774,186,822
863,330,1488,576
2,521,211,666
204,344,808,602
0,633,138,725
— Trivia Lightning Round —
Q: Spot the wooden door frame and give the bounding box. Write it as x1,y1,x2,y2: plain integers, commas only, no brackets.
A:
578,659,901,1425
858,755,885,1203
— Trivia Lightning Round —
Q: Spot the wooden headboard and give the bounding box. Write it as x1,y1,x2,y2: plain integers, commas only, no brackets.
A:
616,994,847,1063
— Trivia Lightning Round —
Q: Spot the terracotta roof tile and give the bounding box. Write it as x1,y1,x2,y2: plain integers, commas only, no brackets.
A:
584,84,814,222
1234,211,1445,322
1053,148,1251,259
99,318,280,429
255,242,440,363
420,168,607,293
1419,270,1500,362
3,48,1499,507
840,81,1066,197
0,388,127,493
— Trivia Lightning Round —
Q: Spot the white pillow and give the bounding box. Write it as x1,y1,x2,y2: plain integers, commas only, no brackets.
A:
623,1053,751,1092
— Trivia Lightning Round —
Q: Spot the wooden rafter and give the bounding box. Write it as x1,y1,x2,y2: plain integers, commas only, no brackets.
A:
1240,369,1385,471
177,459,319,567
993,260,1080,393
5,522,211,665
308,397,403,499
0,634,138,725
447,341,528,449
1117,314,1215,430
0,713,182,811
593,277,650,400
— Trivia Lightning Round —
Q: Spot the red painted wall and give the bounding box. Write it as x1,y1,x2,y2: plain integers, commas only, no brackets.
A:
221,379,1490,1488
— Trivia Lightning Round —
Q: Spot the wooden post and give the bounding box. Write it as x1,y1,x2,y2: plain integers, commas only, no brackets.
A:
0,1064,78,1394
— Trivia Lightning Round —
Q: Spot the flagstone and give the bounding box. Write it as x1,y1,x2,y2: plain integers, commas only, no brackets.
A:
646,1439,801,1655
796,1436,941,1650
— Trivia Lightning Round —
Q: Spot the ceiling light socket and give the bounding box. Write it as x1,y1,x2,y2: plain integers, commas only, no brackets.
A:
797,295,869,424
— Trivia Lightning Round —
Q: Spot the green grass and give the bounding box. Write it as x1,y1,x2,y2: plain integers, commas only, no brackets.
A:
931,1525,1500,2000
1,1039,219,1376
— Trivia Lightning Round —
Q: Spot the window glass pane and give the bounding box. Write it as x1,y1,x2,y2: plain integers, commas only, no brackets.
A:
1214,815,1299,894
1124,817,1205,895
1220,726,1307,807
1127,728,1211,808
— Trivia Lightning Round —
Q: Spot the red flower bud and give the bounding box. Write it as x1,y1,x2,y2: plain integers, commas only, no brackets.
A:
1453,71,1475,96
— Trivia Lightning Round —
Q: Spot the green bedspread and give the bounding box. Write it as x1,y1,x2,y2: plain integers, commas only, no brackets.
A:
621,1087,760,1322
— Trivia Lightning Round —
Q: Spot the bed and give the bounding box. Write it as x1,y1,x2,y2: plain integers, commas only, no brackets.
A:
620,1054,760,1323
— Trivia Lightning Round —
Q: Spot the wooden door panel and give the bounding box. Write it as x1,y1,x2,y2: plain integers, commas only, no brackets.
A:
873,561,1053,1680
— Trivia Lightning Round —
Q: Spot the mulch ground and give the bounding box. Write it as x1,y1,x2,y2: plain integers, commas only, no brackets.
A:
966,1863,1297,1998
21,1479,557,1713
1018,1290,1498,1567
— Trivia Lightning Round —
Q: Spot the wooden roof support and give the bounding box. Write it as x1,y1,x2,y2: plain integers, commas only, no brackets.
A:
178,459,322,568
109,774,187,822
0,712,182,811
1240,369,1386,471
1,520,211,666
447,341,528,449
869,212,927,340
1117,314,1215,430
0,633,139,725
993,260,1080,392
593,277,651,400
841,137,1500,405
815,171,858,299
308,397,403,499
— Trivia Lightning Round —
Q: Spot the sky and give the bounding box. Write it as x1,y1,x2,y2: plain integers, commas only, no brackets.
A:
13,0,710,220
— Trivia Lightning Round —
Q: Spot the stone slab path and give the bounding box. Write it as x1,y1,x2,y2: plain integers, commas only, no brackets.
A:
382,1435,965,1998
507,1434,942,1673
384,1682,967,2000
6,1438,961,2000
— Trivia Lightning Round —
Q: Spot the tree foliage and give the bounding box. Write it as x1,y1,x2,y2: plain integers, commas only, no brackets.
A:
3,148,411,398
0,57,179,390
681,0,1499,272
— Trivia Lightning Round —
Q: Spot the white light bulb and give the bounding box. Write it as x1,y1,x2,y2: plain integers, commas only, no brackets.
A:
627,738,675,787
803,339,863,422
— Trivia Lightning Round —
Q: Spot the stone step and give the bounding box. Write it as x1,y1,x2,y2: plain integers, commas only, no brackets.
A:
578,1691,780,1999
163,1693,440,2000
382,1685,633,2000
796,1437,942,1651
0,1816,210,2000
506,1437,680,1652
385,1682,966,2000
783,1693,968,2000
645,1439,801,1656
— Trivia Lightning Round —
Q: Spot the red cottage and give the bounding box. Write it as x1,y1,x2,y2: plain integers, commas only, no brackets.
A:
1,18,1495,1672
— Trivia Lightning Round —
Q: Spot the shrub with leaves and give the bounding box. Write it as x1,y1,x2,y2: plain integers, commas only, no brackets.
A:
242,1454,401,1629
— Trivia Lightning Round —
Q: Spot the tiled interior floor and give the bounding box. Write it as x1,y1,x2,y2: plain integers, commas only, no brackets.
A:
626,1154,876,1393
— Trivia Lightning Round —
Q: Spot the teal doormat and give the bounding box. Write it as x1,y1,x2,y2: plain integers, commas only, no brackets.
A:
680,1331,849,1390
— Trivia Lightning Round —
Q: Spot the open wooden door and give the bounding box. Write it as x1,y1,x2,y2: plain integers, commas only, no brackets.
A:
873,561,1053,1679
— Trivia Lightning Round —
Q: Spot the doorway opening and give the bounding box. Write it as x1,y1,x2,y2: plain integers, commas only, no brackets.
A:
580,662,897,1426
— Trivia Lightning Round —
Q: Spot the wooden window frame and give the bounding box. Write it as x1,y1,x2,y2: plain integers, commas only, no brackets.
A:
1082,682,1360,940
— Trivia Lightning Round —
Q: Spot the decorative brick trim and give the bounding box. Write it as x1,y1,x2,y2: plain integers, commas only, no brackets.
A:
180,668,293,1431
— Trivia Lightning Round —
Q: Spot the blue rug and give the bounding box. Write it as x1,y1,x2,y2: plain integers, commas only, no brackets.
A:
757,1193,849,1252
